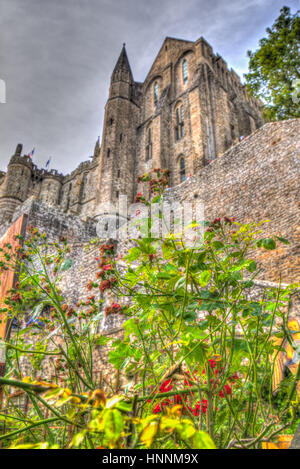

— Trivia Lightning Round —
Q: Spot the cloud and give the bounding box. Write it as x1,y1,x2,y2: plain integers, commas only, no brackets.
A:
0,0,298,173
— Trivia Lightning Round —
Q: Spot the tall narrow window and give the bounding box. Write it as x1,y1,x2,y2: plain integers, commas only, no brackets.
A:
154,82,159,105
107,148,110,158
175,105,185,141
175,109,180,140
146,128,152,161
179,157,186,182
117,169,120,178
180,106,185,137
182,59,188,84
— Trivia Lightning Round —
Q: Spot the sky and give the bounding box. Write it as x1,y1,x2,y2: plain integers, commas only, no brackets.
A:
0,0,299,174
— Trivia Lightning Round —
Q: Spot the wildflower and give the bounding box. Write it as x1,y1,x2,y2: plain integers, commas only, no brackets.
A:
111,303,121,313
159,379,172,393
208,359,217,369
10,293,22,303
153,403,161,414
87,280,94,290
99,280,111,292
194,399,208,415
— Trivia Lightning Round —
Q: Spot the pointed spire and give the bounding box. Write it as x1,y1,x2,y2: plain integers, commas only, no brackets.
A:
93,138,100,158
111,43,133,84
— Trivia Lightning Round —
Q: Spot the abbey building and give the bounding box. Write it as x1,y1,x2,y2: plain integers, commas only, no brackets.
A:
0,36,264,225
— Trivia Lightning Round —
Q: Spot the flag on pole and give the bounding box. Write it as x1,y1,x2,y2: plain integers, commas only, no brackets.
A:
27,147,35,159
46,157,51,168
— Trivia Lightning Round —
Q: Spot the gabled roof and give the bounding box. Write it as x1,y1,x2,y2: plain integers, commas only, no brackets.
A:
143,36,195,84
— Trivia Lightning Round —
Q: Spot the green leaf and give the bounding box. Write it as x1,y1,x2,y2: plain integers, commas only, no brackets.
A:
193,431,216,449
103,409,124,442
61,258,73,271
115,400,132,413
126,247,141,262
257,238,276,250
94,335,110,346
246,260,257,273
198,270,212,287
212,240,224,250
275,236,290,245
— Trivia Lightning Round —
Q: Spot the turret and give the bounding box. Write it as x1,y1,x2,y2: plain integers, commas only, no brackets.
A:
0,144,32,224
96,45,139,214
39,169,63,206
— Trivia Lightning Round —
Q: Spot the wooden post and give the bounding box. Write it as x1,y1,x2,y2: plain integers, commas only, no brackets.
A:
0,215,27,407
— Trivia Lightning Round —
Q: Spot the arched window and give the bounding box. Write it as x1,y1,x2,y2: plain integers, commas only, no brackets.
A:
146,128,152,161
175,104,185,141
182,59,188,84
179,157,186,183
154,82,159,105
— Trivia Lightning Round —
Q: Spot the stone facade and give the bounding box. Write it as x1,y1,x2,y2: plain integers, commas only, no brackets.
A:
2,117,299,388
164,118,300,284
0,36,264,225
2,118,299,320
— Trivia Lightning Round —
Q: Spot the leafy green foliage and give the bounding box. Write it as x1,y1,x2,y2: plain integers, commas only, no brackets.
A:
0,180,299,449
245,6,300,121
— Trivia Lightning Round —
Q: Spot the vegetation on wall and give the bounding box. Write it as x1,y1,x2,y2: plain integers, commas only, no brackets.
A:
0,170,299,449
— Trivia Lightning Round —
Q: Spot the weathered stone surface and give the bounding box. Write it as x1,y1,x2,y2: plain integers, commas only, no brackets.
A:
0,35,299,389
0,36,263,225
164,118,300,284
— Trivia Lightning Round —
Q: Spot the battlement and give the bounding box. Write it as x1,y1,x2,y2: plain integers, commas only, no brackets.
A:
64,158,97,182
9,154,33,169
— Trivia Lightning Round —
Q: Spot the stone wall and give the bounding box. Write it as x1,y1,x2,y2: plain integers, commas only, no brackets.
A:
164,118,300,284
2,117,299,389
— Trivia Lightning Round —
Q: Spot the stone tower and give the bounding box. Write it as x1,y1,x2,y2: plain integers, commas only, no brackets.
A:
0,144,32,224
39,171,63,207
96,45,141,214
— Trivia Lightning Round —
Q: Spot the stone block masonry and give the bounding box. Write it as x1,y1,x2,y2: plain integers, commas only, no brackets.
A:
1,118,299,318
165,119,300,284
2,118,299,387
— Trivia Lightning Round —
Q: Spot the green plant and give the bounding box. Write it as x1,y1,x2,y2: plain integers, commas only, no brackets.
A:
245,6,300,121
0,172,299,449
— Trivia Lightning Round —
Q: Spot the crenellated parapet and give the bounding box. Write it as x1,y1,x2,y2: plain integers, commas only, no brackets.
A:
64,159,97,182
0,145,33,223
